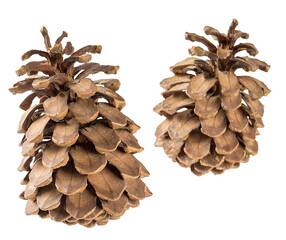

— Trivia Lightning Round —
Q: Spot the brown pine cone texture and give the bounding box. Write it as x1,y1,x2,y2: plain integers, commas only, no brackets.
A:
10,27,152,227
154,19,270,176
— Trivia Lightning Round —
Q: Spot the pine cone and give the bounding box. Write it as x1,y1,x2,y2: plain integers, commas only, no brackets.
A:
154,19,270,176
10,27,152,227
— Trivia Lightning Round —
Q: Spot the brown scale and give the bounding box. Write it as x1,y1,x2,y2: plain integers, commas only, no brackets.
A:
10,27,152,227
154,19,270,176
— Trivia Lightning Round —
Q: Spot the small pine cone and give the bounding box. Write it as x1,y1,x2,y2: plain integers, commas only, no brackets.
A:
154,19,270,176
10,27,152,227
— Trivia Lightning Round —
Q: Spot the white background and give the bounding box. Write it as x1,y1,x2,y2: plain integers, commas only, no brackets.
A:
0,0,285,239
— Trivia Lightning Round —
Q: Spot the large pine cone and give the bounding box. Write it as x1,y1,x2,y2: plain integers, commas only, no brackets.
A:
10,27,152,227
154,19,270,176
